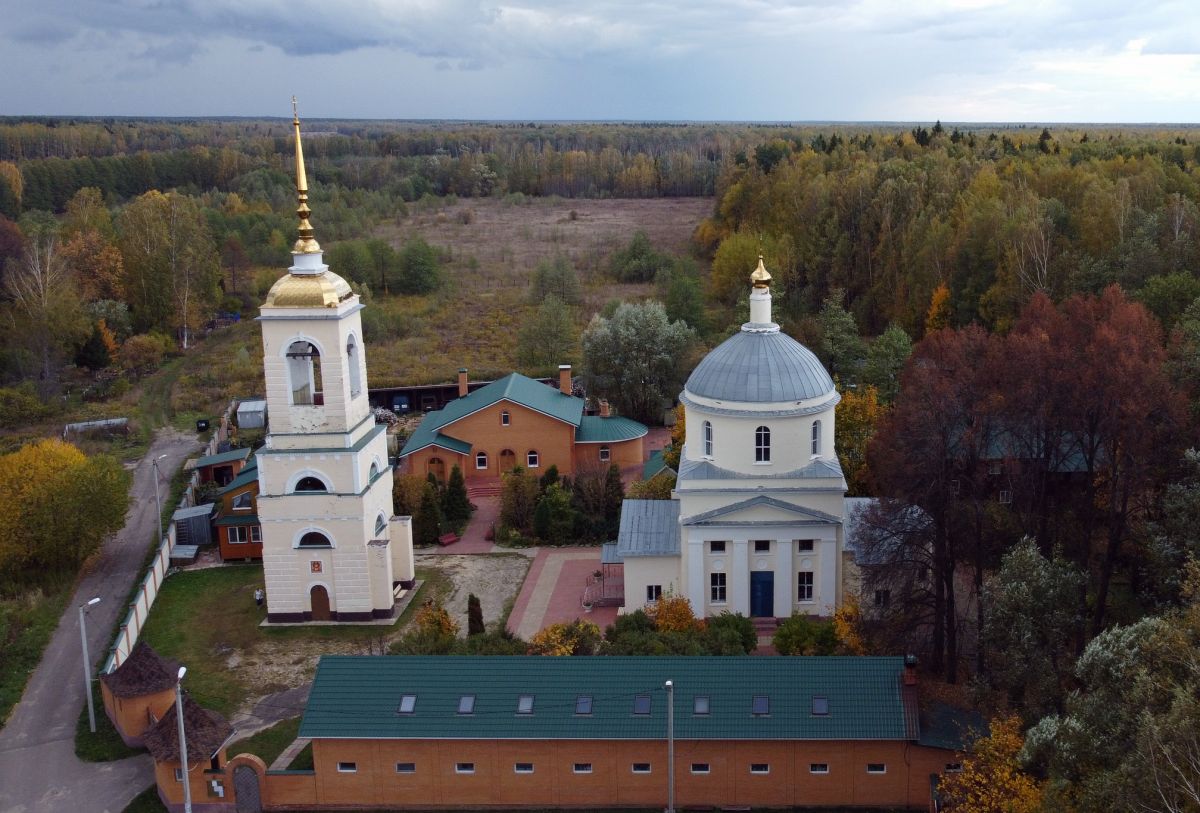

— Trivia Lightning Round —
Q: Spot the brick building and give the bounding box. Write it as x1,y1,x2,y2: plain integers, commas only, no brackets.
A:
399,366,647,483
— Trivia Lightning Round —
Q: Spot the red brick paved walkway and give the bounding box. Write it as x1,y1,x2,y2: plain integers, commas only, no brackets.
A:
507,547,619,639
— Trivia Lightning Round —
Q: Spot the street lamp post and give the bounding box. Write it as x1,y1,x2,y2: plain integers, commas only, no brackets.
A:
665,679,675,813
78,597,101,733
152,453,168,545
175,665,192,813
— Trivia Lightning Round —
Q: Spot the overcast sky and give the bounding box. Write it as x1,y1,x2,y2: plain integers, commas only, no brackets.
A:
2,0,1198,122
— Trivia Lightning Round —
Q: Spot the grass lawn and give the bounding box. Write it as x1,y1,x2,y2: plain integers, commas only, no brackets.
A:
0,585,72,730
121,785,167,813
138,564,447,717
75,681,141,762
228,716,301,766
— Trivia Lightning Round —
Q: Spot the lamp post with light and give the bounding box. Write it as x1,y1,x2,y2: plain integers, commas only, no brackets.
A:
175,665,192,813
78,596,101,733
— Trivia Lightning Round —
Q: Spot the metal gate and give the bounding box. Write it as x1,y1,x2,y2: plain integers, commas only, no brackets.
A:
234,765,262,813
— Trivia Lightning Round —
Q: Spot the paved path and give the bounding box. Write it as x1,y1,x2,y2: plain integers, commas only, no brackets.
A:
0,429,201,813
507,547,617,639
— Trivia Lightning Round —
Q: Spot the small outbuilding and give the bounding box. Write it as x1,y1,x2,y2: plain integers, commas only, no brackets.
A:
99,642,180,747
172,503,213,548
236,398,267,430
193,447,252,487
145,695,234,812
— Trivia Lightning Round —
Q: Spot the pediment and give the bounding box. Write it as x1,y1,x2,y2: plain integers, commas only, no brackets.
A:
681,495,842,527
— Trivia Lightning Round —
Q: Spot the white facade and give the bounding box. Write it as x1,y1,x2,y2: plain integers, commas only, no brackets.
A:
256,123,414,622
619,263,845,619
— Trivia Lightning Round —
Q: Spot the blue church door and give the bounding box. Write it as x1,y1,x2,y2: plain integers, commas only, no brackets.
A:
750,571,774,618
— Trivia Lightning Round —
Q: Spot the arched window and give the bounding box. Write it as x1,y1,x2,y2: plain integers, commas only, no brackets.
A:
285,340,323,406
703,421,713,458
599,445,610,462
755,426,771,463
294,476,328,493
527,450,540,468
347,335,363,398
476,451,488,470
811,420,821,456
369,462,380,482
374,513,388,536
500,410,511,426
298,531,333,548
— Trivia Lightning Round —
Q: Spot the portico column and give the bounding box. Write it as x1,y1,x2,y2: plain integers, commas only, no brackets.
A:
730,539,750,616
774,536,793,617
818,536,838,614
686,538,705,611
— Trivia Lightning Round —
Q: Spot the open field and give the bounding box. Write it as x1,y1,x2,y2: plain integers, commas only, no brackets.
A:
368,195,713,385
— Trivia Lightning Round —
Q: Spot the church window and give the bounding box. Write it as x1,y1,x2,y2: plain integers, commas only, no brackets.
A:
755,426,771,463
811,420,821,455
294,476,328,493
710,572,726,603
285,340,323,406
526,450,540,468
703,421,713,458
476,452,488,470
798,540,814,552
232,492,252,510
710,541,725,554
754,540,771,553
298,531,333,548
369,462,381,481
375,514,388,536
501,410,510,426
798,572,814,602
346,334,362,398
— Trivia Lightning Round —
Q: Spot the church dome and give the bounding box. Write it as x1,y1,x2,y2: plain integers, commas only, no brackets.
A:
685,329,835,404
263,270,353,308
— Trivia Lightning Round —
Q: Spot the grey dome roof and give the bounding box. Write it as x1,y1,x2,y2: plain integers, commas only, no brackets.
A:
685,328,835,403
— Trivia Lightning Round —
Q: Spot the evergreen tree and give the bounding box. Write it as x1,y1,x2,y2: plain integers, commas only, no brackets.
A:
533,483,576,545
602,463,625,540
414,482,444,546
75,323,111,370
442,464,472,524
818,288,866,383
466,593,485,636
539,464,560,493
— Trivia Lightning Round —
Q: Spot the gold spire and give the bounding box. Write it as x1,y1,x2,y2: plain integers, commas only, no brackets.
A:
750,254,771,289
291,96,320,254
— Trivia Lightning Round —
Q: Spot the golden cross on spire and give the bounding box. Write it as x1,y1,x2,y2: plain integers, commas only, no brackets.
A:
291,97,320,254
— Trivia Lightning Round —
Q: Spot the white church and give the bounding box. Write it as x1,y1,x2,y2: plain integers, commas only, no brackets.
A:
616,259,846,618
254,107,414,623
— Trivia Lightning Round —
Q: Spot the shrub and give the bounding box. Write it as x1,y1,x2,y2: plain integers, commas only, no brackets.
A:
0,385,49,429
466,593,484,636
773,613,838,656
609,230,671,283
528,619,602,656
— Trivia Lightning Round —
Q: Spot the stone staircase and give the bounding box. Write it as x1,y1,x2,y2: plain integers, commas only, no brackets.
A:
467,483,502,499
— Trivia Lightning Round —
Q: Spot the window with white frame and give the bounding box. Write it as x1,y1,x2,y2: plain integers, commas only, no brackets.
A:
691,763,710,774
646,584,662,602
375,514,388,536
810,763,830,774
703,421,713,458
455,762,475,774
750,763,770,775
346,335,362,397
632,762,651,774
227,525,261,544
798,572,814,602
396,762,415,774
526,450,539,468
812,420,821,455
599,445,610,462
573,763,593,774
501,410,510,426
514,762,534,774
476,452,488,470
232,492,252,510
174,767,184,782
710,572,726,603
755,425,771,462
867,763,887,774
337,762,357,773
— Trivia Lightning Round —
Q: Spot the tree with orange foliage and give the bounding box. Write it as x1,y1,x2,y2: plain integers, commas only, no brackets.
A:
649,593,703,634
925,282,952,334
937,715,1042,813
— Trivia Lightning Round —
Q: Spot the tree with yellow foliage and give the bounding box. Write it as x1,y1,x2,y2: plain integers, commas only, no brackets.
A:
925,282,953,335
835,383,882,496
527,619,602,656
649,593,703,634
832,595,867,655
662,404,684,470
937,714,1042,813
0,439,129,592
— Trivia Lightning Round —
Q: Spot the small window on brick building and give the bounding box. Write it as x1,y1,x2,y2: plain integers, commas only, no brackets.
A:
750,763,770,775
337,762,357,773
691,763,710,774
810,763,829,774
632,762,651,774
573,763,593,774
599,445,610,462
514,762,534,774
456,762,475,774
396,763,415,774
867,763,887,774
501,410,511,426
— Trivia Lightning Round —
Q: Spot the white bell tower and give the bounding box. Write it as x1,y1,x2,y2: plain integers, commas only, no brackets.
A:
255,100,414,623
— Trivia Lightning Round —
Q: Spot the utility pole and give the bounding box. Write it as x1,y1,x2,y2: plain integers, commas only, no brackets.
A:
78,597,101,733
176,666,192,813
665,679,675,813
152,453,168,545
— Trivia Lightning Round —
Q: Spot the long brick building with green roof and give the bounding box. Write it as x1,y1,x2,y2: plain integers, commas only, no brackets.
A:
399,366,647,484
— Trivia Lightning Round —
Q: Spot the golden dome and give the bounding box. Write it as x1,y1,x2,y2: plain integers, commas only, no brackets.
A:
750,255,772,289
263,270,354,308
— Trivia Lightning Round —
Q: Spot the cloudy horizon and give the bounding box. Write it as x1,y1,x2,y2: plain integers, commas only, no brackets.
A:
2,0,1198,122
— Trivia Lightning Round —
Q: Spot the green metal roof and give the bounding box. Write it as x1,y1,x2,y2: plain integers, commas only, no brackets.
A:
216,459,258,495
575,415,648,443
194,447,251,468
642,449,675,481
401,373,585,457
213,513,259,527
299,656,913,742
